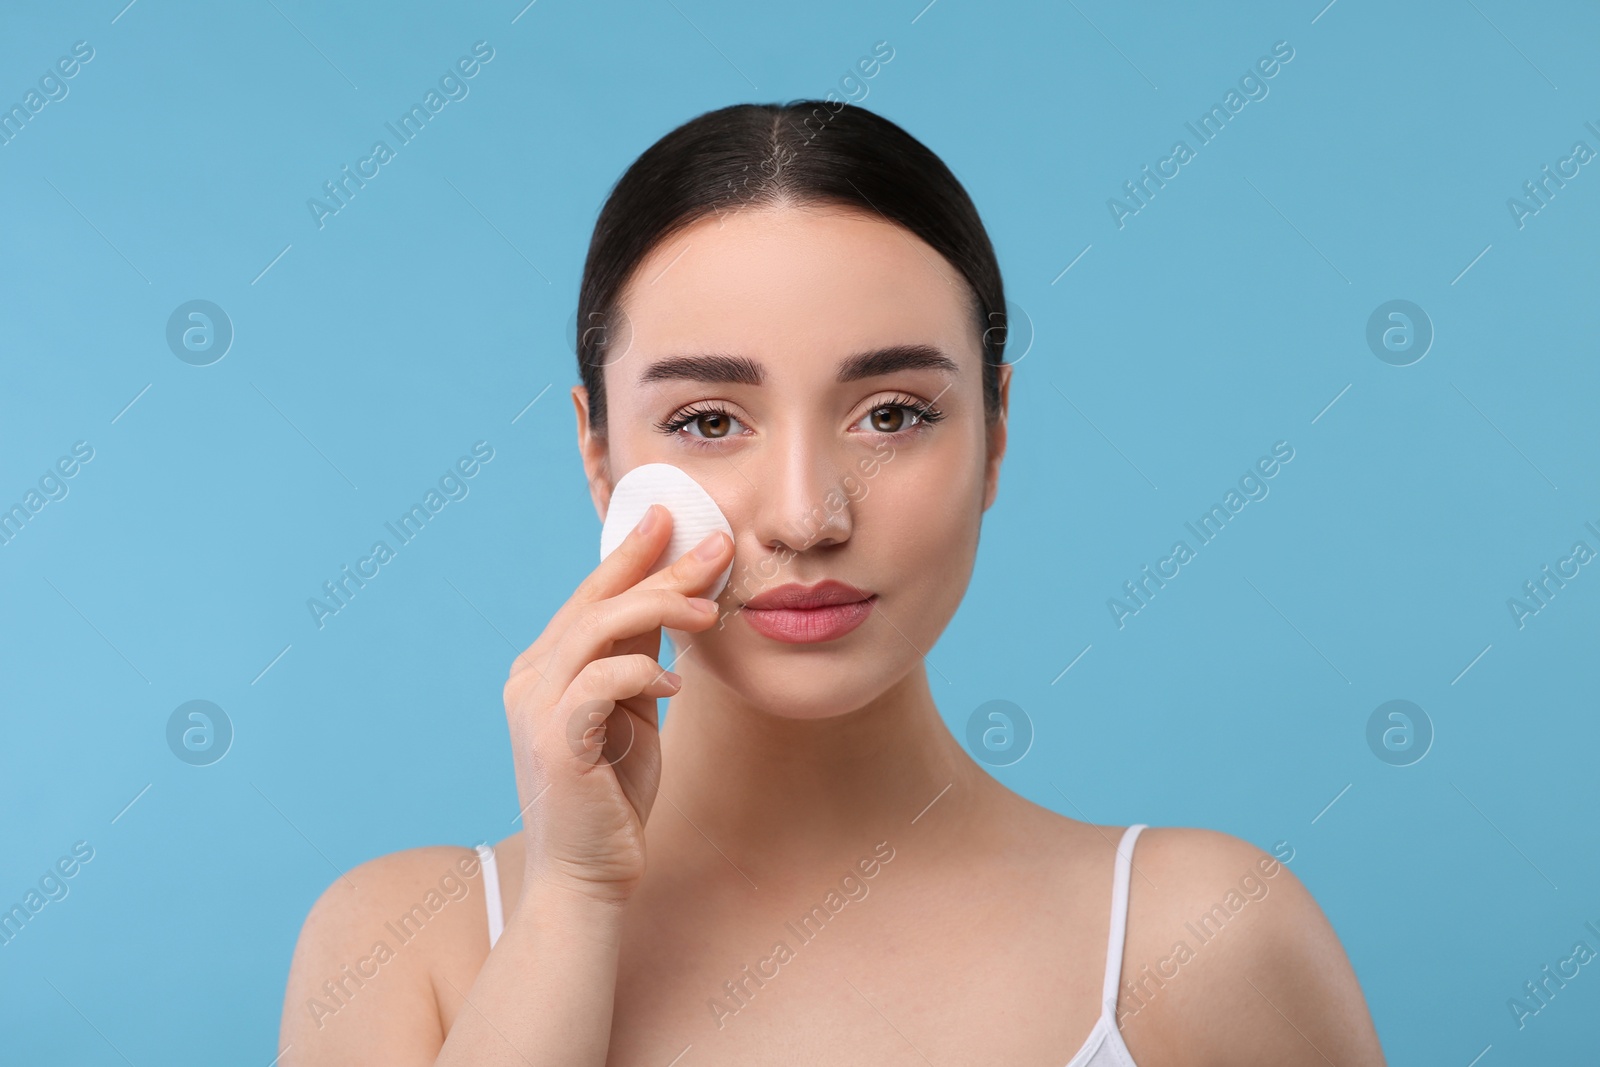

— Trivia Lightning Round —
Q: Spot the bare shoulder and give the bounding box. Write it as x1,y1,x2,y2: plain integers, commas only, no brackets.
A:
1116,826,1387,1067
279,844,492,1066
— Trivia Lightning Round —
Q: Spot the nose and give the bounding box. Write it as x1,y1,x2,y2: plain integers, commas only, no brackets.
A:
748,431,855,555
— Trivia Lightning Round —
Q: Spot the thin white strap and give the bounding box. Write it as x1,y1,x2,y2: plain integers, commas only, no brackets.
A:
476,842,505,950
1100,823,1147,1016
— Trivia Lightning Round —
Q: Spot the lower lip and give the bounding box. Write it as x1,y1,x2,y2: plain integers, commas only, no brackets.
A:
739,596,876,644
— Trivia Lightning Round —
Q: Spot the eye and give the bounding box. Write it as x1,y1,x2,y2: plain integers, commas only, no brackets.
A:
862,405,915,433
855,394,946,436
655,393,946,447
657,404,746,441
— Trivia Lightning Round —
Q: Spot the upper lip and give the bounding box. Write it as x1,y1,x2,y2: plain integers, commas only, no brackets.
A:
742,580,874,611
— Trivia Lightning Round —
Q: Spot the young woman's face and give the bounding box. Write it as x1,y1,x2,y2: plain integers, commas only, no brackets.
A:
575,203,1009,719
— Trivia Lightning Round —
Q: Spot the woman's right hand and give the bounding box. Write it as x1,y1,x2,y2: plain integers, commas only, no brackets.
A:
502,503,733,908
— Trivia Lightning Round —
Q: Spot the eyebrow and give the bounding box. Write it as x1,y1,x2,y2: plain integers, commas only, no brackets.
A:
634,343,960,388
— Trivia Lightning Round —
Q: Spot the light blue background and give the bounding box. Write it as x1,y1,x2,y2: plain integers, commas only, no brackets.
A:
3,0,1597,1062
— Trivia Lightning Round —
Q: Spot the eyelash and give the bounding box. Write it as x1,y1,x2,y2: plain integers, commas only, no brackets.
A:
655,392,947,446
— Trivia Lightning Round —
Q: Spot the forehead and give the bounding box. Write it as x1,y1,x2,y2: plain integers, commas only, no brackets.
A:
613,204,976,382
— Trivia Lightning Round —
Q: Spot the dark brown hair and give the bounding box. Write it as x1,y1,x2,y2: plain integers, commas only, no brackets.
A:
575,100,1008,437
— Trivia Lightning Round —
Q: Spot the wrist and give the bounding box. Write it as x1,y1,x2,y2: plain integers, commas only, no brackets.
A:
520,867,636,916
507,872,630,955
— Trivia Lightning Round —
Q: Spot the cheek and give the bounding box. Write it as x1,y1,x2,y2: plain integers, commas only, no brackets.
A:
884,424,986,509
871,448,984,581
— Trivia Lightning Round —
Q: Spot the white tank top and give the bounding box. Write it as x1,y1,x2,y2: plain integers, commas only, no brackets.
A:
475,823,1147,1067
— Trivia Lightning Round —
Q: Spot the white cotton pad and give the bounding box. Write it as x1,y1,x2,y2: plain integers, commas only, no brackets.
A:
599,463,734,600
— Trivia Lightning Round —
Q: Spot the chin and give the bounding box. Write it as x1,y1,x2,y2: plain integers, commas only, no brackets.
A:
671,629,911,720
736,674,897,721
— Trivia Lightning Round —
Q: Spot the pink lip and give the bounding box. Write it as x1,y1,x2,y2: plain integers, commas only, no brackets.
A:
739,581,876,644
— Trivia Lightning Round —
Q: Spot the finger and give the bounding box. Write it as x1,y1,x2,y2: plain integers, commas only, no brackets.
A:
570,653,682,710
507,503,676,683
563,695,667,774
629,528,735,600
549,654,680,765
542,528,730,683
571,502,677,607
539,585,720,699
509,519,733,688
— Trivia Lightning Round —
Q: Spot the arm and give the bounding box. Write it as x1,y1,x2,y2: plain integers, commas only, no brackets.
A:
1218,854,1386,1066
431,877,627,1066
1123,829,1386,1066
279,508,733,1065
277,850,629,1067
277,850,450,1065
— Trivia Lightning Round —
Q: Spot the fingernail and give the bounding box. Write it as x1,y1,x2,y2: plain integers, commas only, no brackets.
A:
689,597,719,613
694,531,725,560
662,670,682,687
636,504,660,536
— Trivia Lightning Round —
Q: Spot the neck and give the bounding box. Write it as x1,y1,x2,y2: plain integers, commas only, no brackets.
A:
652,661,993,884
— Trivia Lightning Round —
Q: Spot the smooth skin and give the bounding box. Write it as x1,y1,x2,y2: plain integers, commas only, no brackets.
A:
279,203,1386,1066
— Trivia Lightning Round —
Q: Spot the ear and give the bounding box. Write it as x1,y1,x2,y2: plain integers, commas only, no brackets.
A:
572,385,613,521
982,361,1011,512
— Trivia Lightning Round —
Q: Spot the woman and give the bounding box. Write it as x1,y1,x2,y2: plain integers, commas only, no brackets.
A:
280,101,1386,1066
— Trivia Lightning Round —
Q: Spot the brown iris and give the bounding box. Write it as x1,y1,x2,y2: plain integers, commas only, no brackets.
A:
867,406,911,433
691,412,736,439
